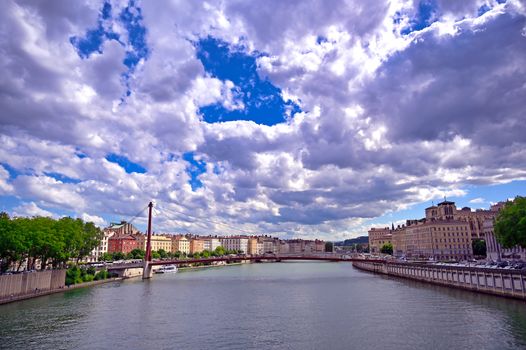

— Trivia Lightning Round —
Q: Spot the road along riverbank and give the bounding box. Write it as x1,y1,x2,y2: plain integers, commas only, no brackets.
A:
352,260,526,300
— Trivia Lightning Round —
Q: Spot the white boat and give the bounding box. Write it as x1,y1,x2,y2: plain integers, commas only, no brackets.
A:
155,265,178,274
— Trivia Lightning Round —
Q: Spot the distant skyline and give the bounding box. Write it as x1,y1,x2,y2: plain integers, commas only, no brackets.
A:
0,1,525,240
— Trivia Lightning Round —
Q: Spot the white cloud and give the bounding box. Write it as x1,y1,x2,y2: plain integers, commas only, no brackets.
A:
13,202,55,218
81,213,107,227
469,197,486,204
0,0,524,240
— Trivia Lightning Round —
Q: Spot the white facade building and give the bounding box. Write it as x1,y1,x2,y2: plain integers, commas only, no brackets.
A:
203,238,222,251
89,230,115,261
221,237,249,253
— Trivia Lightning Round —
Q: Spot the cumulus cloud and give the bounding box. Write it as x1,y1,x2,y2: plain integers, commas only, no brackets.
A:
469,197,486,204
13,202,55,218
81,212,107,227
0,0,525,239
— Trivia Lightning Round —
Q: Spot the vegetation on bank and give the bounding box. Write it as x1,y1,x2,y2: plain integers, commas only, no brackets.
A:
66,266,116,286
0,213,102,273
495,196,526,249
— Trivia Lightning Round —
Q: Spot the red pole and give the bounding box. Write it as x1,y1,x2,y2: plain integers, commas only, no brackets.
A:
145,201,153,262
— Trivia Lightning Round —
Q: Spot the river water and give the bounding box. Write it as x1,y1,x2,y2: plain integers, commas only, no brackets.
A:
1,262,525,350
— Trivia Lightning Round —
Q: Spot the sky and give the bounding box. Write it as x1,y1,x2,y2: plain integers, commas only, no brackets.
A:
0,0,525,240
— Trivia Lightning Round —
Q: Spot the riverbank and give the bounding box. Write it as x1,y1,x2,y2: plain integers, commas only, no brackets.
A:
353,260,526,300
0,276,123,305
177,261,246,271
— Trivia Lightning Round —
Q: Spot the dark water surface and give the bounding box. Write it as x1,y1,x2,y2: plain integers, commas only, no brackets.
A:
1,262,526,350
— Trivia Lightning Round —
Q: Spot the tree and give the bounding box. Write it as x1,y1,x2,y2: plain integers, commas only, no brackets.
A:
214,246,226,256
157,249,168,259
112,252,125,261
472,239,487,257
151,251,160,259
495,197,526,248
380,243,393,255
100,252,113,262
129,248,146,260
325,242,334,252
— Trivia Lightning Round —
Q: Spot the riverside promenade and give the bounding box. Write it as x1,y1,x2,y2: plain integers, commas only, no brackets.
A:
353,260,526,300
0,270,122,305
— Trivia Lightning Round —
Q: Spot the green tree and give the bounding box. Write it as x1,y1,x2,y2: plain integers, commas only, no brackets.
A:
495,197,526,248
380,243,393,255
112,252,125,261
77,221,103,262
325,242,334,252
0,213,27,272
157,249,168,259
129,248,146,259
472,239,487,256
214,246,226,256
151,251,160,259
100,252,113,262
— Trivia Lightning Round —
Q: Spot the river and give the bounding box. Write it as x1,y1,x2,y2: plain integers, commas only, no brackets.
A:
1,262,525,350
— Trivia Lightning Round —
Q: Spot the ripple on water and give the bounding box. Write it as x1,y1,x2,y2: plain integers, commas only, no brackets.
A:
1,263,525,350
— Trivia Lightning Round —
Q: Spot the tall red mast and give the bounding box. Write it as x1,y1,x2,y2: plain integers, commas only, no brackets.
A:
145,201,153,262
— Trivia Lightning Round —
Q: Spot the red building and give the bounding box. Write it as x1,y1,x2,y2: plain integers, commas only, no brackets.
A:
108,234,139,254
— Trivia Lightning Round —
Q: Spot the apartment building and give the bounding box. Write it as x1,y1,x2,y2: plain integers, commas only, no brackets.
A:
221,236,249,253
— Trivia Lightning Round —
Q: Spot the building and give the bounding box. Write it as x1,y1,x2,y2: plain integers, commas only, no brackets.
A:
106,221,140,236
221,236,249,253
279,241,289,254
136,234,172,252
283,239,325,254
171,236,190,255
248,237,259,255
89,229,115,261
202,237,222,252
404,220,472,261
315,240,325,252
108,234,139,254
287,239,304,253
368,227,392,253
425,200,499,240
371,200,486,261
261,237,279,254
190,238,205,254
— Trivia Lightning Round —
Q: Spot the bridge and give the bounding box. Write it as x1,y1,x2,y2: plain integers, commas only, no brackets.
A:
124,202,383,279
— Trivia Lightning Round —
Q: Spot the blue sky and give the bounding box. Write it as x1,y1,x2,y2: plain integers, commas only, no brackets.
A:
0,0,525,239
196,37,301,125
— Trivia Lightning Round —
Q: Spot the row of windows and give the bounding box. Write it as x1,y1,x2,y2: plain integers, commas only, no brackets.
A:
435,238,469,243
436,245,469,250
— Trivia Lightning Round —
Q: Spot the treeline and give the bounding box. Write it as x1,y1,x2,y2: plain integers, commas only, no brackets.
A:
0,213,102,272
99,246,243,262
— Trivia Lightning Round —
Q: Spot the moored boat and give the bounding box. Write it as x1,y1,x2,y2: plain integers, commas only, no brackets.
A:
155,265,178,274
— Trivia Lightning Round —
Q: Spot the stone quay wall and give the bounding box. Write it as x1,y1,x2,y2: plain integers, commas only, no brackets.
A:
0,269,66,300
353,260,526,300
